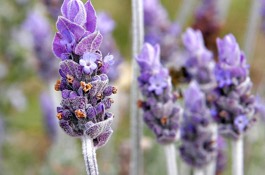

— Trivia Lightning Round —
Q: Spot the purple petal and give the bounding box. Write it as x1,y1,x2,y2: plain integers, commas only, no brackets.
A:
53,33,69,60
56,16,85,42
62,0,86,25
75,31,103,55
84,0,97,32
94,129,113,148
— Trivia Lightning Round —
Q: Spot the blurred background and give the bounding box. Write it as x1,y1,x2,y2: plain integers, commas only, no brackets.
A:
1,0,265,174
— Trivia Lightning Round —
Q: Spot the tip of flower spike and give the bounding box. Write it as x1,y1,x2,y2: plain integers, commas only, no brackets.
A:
80,81,93,92
54,79,61,91
75,109,86,119
57,113,63,120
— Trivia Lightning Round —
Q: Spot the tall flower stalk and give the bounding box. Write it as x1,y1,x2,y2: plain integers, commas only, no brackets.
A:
179,82,217,175
212,34,257,175
52,0,117,174
130,0,144,174
136,43,181,175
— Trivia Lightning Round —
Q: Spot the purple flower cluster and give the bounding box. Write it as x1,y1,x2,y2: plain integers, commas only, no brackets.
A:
144,0,180,64
182,28,216,91
53,0,117,148
211,34,257,140
179,82,217,168
136,43,180,144
97,12,123,82
23,11,58,82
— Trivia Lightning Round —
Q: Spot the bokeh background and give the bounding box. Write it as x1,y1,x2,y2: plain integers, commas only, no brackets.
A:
1,0,265,174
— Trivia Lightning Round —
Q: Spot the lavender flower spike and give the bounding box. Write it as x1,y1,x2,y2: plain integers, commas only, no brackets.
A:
212,34,257,140
182,28,216,91
179,81,217,169
137,43,180,144
137,43,180,175
53,1,117,174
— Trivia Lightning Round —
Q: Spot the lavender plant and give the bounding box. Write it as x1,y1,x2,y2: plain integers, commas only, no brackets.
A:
136,43,181,175
52,0,117,174
179,81,217,171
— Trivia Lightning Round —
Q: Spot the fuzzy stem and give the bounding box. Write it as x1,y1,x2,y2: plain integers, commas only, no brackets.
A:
176,0,197,28
232,138,244,175
193,168,204,175
130,0,144,174
243,0,261,62
164,144,178,175
82,136,99,175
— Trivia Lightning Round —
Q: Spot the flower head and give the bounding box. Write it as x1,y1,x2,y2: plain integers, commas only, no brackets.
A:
211,34,257,140
182,28,216,91
180,82,217,168
137,43,180,144
53,0,116,148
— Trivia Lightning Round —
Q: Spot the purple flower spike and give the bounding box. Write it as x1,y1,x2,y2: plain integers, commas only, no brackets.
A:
53,0,117,149
180,81,217,168
137,43,180,144
182,28,216,91
211,34,257,140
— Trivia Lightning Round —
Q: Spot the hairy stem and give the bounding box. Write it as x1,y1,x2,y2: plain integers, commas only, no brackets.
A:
232,138,244,175
164,144,178,175
130,0,144,174
82,136,99,175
